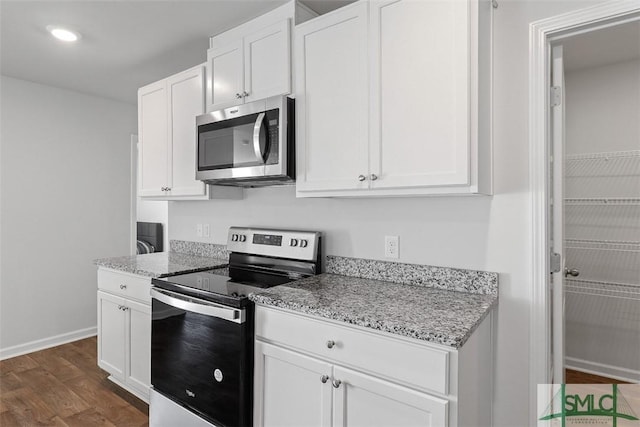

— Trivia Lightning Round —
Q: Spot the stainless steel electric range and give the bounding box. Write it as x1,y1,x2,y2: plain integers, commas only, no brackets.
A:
149,227,321,427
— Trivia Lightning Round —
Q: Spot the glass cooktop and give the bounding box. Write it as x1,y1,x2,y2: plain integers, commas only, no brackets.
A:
151,268,296,308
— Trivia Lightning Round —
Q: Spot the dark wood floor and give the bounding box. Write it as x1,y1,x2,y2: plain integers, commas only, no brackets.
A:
0,337,148,426
566,368,631,384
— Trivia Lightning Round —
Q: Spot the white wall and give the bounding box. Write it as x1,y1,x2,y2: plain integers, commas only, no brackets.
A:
0,76,136,356
566,59,640,154
169,2,611,425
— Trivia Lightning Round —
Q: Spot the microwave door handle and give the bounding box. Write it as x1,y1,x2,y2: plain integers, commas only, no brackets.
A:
253,112,266,163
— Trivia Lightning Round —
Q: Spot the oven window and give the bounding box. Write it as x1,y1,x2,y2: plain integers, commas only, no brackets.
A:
198,113,267,171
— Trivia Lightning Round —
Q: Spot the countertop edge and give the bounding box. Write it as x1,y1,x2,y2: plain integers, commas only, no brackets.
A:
249,290,497,350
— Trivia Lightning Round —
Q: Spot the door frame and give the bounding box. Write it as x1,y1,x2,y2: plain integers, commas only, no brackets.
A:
528,0,640,422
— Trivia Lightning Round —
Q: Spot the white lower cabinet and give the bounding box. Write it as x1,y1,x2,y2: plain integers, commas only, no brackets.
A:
332,366,448,427
97,268,151,402
256,342,332,427
254,306,493,427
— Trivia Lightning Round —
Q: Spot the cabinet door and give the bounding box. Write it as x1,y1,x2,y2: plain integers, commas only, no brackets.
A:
167,65,207,197
138,81,169,197
125,299,151,398
254,342,332,427
243,20,291,103
97,291,125,381
369,0,470,189
333,366,448,427
295,2,370,192
207,40,243,112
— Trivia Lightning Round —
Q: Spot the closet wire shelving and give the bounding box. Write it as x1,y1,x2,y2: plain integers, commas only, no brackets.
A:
564,150,640,302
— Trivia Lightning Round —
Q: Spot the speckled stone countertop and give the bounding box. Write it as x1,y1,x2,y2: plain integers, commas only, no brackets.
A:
250,273,497,349
94,252,227,278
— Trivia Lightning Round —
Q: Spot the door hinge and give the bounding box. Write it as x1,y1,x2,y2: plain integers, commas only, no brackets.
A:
550,252,562,273
550,86,562,107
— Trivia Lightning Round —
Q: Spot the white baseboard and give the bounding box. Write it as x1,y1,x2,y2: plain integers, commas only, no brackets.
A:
0,326,97,360
565,356,640,383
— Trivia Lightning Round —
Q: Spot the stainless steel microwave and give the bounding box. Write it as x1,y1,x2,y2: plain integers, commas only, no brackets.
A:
196,96,294,186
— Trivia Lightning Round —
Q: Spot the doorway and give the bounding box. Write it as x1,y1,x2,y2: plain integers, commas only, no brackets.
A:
557,21,640,384
529,1,640,411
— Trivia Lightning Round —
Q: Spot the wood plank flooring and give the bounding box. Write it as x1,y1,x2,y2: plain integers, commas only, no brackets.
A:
0,337,148,426
566,368,631,384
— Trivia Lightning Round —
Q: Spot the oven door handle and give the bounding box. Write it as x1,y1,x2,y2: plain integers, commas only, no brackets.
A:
150,288,246,324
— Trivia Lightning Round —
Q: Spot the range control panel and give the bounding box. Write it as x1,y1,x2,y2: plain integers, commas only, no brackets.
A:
227,227,321,261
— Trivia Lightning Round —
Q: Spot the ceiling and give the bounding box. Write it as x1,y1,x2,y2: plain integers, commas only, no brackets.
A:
0,0,352,105
563,20,640,72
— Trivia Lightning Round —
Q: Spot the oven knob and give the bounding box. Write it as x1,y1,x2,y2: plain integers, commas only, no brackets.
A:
290,238,298,247
239,235,246,242
300,239,308,248
232,234,238,242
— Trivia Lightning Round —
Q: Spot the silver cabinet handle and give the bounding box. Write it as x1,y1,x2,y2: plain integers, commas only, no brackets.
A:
326,340,335,349
161,187,165,191
235,93,242,99
151,288,246,324
358,175,366,182
321,375,329,383
332,379,342,388
166,187,171,191
370,174,378,181
117,305,122,310
564,268,580,277
122,306,128,311
120,284,127,290
242,91,249,97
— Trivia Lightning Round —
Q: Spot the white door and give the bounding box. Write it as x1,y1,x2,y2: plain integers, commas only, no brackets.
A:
369,0,470,189
97,291,126,381
207,41,243,112
255,342,333,427
332,366,448,427
167,65,207,197
295,2,370,192
244,20,291,103
138,81,169,197
125,299,151,397
550,44,566,384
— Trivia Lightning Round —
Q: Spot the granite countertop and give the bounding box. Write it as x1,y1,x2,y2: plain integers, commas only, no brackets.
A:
250,273,497,349
94,252,227,278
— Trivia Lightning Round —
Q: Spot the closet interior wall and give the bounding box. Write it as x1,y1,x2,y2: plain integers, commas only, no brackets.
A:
564,58,640,382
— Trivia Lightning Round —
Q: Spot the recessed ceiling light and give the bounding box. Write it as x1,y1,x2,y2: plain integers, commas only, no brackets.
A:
46,25,81,42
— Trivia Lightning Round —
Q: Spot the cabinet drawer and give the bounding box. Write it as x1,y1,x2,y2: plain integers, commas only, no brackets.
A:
255,306,449,395
98,269,151,304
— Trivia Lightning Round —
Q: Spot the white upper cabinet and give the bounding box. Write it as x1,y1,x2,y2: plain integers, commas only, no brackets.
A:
167,66,207,197
207,20,291,112
370,0,470,189
207,41,244,111
138,64,206,199
138,81,169,198
295,0,493,197
295,2,370,192
244,20,291,104
205,1,317,113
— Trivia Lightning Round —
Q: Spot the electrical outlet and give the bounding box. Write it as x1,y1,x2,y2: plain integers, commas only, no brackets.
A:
203,224,210,238
196,224,203,237
385,235,399,259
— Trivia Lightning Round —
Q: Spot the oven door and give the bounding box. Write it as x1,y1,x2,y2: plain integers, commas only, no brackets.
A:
150,288,253,427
